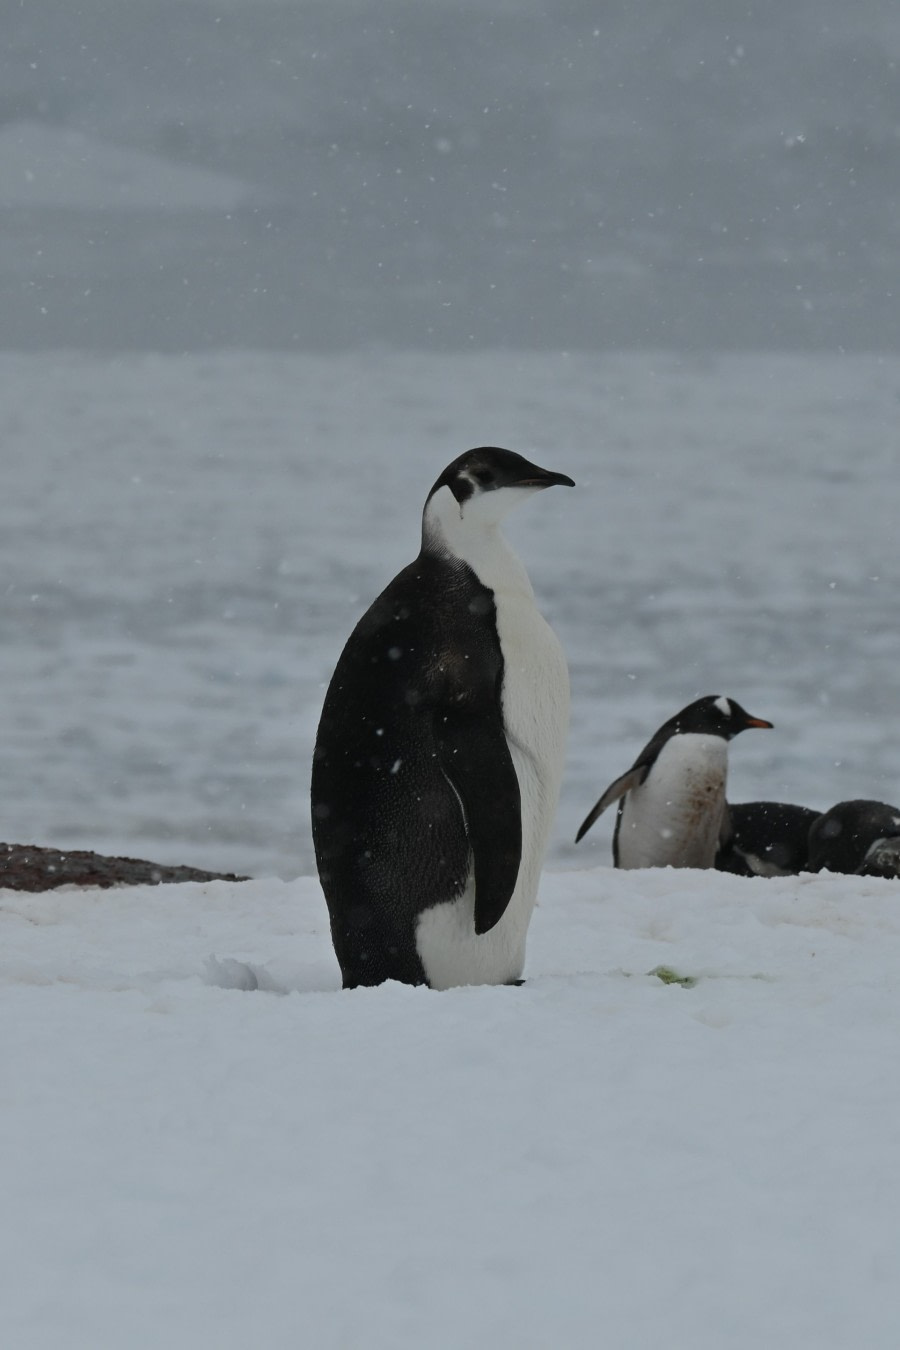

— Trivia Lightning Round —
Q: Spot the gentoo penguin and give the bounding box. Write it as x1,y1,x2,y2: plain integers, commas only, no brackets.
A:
807,799,900,877
575,695,773,868
715,801,819,877
312,447,574,990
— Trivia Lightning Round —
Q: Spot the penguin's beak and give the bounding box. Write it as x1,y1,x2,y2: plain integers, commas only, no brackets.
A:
517,470,576,489
744,716,774,729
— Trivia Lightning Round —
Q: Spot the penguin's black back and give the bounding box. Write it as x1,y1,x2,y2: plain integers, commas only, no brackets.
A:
807,799,900,876
716,801,819,877
312,549,518,987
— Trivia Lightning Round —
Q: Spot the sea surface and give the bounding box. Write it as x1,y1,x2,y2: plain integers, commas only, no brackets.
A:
2,349,898,878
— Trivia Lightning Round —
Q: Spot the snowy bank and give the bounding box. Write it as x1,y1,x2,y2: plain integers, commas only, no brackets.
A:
4,865,900,1348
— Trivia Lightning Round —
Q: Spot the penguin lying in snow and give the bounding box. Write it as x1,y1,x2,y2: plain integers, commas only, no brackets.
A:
807,799,900,877
715,801,819,877
575,695,773,869
312,446,574,990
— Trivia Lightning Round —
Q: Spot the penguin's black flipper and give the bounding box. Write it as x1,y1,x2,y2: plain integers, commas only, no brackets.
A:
436,709,522,935
575,765,648,843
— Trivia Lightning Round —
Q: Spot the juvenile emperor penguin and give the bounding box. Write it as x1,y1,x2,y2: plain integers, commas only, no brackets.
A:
807,799,900,877
715,801,819,877
312,447,574,990
575,695,773,868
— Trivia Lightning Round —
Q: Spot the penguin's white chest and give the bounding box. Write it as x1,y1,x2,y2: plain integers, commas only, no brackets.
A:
617,734,727,869
494,587,570,871
415,532,569,989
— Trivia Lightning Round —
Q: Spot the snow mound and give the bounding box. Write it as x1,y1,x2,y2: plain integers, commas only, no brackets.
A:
3,865,900,1348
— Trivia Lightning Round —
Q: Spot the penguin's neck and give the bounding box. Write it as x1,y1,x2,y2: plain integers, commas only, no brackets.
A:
422,485,534,599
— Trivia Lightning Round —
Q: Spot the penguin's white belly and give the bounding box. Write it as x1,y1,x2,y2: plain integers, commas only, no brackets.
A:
416,588,569,989
617,734,727,870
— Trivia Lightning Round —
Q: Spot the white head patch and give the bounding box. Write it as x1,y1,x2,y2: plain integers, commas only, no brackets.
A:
714,696,732,717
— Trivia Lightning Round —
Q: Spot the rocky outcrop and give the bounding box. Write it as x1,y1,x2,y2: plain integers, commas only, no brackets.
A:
0,843,247,891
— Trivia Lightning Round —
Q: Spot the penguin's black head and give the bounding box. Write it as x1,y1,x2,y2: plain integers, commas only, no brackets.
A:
670,695,774,741
428,447,575,512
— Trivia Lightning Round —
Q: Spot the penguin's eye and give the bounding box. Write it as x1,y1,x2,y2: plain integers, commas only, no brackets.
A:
471,468,494,486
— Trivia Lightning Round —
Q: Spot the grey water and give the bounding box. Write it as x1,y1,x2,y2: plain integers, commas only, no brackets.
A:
2,351,898,879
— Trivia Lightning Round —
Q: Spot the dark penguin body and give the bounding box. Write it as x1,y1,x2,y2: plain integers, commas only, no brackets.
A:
807,799,900,877
313,552,505,988
312,447,574,989
575,695,773,869
715,801,819,877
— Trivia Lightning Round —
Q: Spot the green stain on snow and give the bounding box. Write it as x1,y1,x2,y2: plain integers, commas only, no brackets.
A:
649,965,698,989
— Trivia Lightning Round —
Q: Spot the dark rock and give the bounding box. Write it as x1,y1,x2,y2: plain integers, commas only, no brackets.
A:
0,842,248,892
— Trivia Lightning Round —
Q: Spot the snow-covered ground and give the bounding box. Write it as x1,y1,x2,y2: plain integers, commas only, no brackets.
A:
4,867,900,1348
3,349,900,1345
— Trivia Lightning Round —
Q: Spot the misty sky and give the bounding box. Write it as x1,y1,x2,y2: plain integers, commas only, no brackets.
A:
1,0,898,350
